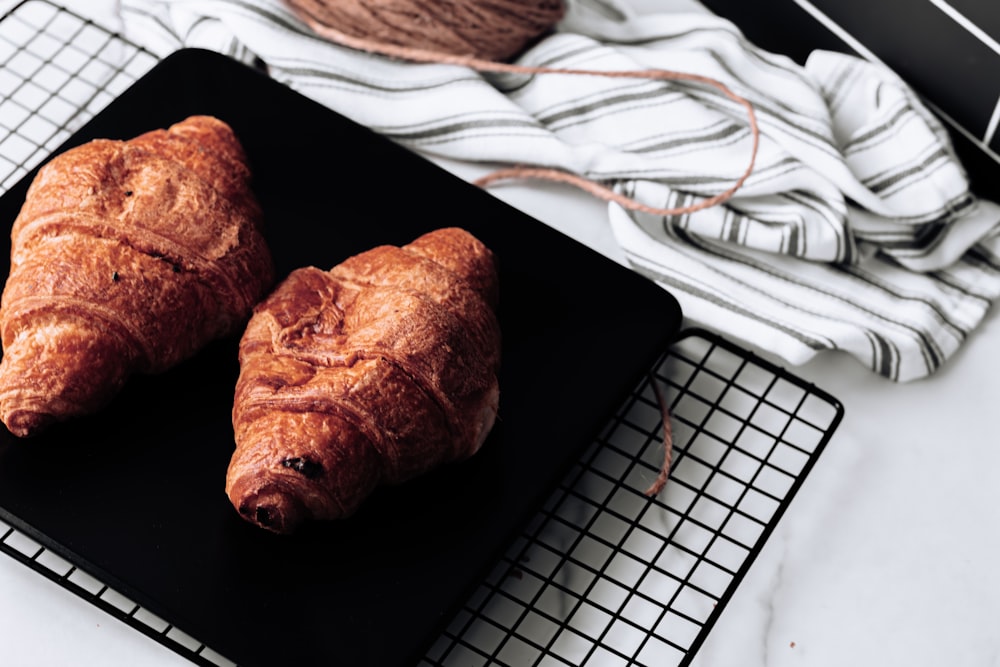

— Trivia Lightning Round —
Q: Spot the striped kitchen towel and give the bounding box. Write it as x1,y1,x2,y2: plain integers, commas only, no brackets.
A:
120,0,1000,381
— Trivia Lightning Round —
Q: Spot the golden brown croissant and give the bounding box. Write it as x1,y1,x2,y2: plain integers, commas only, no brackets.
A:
226,227,501,534
0,115,274,437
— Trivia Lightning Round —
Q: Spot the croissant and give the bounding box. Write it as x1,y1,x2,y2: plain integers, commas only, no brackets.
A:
0,115,274,437
226,227,501,534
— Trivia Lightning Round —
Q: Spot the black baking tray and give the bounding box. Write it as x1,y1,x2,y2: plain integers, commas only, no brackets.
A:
0,48,682,666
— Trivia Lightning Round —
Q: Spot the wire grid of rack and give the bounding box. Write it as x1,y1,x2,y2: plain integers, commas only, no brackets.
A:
422,331,841,667
0,2,844,665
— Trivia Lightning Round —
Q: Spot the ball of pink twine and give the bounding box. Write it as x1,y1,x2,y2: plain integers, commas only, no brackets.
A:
285,0,565,62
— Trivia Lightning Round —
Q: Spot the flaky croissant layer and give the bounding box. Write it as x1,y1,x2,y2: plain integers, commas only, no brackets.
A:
226,227,501,534
0,115,274,437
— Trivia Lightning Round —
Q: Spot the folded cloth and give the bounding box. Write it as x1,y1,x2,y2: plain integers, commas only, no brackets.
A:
121,0,1000,381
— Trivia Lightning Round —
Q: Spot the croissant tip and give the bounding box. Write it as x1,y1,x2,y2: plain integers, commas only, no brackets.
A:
2,410,56,438
236,490,308,535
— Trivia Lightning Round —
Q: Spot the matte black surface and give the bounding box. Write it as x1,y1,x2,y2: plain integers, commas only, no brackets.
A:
0,49,682,666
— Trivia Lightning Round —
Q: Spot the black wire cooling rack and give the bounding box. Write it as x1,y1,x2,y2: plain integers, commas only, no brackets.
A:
0,2,845,665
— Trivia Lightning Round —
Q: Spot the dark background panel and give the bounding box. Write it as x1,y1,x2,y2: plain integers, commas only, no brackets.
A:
699,0,1000,202
808,0,1000,141
946,0,1000,42
701,0,1000,142
699,0,852,63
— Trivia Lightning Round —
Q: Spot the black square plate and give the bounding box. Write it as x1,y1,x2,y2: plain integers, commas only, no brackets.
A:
0,48,682,666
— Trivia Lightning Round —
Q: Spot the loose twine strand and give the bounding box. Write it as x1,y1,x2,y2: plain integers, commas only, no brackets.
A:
286,3,760,218
283,0,747,493
644,373,673,497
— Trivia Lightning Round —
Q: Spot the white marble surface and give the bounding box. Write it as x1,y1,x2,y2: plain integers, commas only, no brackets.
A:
1,0,999,665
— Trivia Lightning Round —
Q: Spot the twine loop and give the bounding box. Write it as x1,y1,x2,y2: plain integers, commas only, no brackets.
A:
284,0,760,219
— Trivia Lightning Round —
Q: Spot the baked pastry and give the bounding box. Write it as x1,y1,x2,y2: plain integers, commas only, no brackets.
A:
226,227,501,534
0,115,274,437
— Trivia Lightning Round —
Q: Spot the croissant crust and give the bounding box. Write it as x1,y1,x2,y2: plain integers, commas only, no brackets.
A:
226,227,501,534
0,115,275,437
